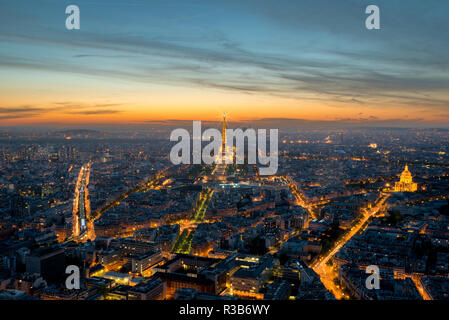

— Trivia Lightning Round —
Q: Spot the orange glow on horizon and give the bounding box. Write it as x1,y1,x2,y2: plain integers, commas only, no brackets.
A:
1,85,448,125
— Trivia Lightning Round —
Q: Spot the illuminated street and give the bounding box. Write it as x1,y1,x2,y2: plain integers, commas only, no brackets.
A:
311,193,391,299
279,176,317,220
70,162,91,240
173,186,214,254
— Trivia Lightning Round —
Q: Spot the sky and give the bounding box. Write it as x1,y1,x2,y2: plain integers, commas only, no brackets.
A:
1,0,449,127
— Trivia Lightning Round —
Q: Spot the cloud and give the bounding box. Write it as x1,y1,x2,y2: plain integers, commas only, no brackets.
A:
0,106,47,120
2,30,447,112
67,109,123,115
73,54,135,59
0,103,124,120
139,117,447,129
245,117,442,128
0,114,38,120
1,0,449,123
0,106,46,114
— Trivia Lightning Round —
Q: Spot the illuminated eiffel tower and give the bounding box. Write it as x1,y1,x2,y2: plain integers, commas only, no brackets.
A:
222,114,227,163
213,114,230,178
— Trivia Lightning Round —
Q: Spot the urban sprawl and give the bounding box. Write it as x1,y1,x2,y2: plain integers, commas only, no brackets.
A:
0,120,449,301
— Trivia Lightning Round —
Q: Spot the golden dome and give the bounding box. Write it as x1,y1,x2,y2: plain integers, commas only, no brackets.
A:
394,164,418,192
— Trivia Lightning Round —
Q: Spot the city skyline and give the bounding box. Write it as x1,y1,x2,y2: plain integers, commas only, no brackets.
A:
1,0,449,305
1,0,449,126
1,123,448,301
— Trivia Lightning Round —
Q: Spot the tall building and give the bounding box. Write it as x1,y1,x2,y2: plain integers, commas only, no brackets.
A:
222,114,227,162
220,113,234,164
338,132,344,144
214,114,232,177
25,247,65,282
394,165,418,192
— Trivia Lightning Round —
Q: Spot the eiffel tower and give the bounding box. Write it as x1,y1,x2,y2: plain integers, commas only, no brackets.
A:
213,114,229,178
221,114,227,164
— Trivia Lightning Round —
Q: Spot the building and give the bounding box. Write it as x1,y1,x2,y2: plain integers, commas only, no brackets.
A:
264,279,290,300
277,259,302,284
128,278,165,300
111,238,160,256
131,250,163,275
394,165,418,192
153,254,222,298
229,255,274,299
154,272,215,299
222,114,227,162
338,264,421,300
100,272,131,285
98,249,121,267
174,288,237,300
85,277,114,290
25,247,65,282
214,114,235,177
0,290,36,300
420,276,449,300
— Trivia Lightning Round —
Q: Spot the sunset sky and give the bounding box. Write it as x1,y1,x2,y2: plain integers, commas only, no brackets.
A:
1,0,449,126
